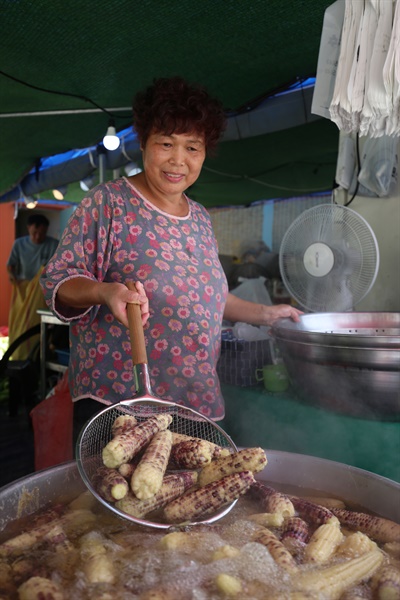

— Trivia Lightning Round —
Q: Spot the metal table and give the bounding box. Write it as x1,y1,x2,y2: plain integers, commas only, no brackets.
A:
37,310,68,400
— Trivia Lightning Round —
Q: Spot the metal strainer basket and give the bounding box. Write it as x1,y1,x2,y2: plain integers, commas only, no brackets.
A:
76,291,238,529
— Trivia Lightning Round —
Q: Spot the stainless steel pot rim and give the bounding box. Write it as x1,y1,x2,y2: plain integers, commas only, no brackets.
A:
271,312,400,348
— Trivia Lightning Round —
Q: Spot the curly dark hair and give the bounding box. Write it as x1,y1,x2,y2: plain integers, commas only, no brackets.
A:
132,76,226,154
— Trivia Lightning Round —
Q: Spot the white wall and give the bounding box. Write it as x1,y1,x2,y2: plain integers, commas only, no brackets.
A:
348,190,400,312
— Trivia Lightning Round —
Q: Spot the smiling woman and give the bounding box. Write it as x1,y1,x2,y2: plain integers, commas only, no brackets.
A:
39,76,301,443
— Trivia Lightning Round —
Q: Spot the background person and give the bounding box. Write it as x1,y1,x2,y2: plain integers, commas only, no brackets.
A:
40,76,301,432
7,213,59,360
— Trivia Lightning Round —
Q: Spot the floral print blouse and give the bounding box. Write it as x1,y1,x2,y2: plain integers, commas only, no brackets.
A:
40,178,228,420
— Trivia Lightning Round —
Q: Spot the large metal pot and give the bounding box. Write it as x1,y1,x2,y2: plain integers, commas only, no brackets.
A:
0,452,399,538
271,312,400,420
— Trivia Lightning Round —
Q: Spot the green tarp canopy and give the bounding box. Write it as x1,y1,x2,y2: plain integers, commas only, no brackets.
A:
0,0,339,207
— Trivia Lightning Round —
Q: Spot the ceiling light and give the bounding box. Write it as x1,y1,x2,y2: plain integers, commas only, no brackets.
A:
80,175,96,191
124,162,142,177
18,185,37,209
103,119,120,151
24,196,38,209
52,185,68,200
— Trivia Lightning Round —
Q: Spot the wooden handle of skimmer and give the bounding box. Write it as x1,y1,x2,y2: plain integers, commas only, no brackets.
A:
126,281,148,366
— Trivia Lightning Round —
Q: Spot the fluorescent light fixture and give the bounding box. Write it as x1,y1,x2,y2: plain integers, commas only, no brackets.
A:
52,185,68,200
103,119,120,151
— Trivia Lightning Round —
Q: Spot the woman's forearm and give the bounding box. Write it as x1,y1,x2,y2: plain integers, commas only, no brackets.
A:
223,292,302,326
57,277,106,309
55,277,150,329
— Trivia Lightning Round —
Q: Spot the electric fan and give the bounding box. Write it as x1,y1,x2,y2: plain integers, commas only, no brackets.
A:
279,204,380,312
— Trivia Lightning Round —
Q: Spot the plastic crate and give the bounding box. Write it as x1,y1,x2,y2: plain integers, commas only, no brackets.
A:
55,349,70,366
217,336,272,387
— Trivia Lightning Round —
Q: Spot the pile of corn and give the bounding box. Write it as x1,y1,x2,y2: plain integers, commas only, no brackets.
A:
94,412,267,523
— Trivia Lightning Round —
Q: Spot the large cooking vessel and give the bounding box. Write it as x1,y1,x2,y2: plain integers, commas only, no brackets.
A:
0,452,399,538
271,312,400,421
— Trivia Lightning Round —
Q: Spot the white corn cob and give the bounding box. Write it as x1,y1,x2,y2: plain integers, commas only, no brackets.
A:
170,438,213,469
111,414,137,436
373,564,400,599
80,532,115,584
92,466,129,502
247,512,285,527
171,432,231,458
253,526,298,574
302,496,346,510
102,413,172,468
383,541,400,558
198,447,267,487
131,429,172,499
0,509,95,557
294,550,384,599
336,531,377,558
164,470,255,523
18,576,64,600
115,471,198,518
211,545,241,561
331,508,400,543
215,573,242,596
303,522,343,563
250,482,295,517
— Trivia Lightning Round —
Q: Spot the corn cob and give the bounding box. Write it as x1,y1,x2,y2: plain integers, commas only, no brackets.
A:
0,509,95,557
170,438,213,469
247,512,285,527
303,522,343,563
288,495,339,525
198,447,267,487
383,541,400,558
164,470,255,523
111,414,137,436
102,413,172,468
18,576,65,600
249,482,295,517
171,432,231,458
215,573,242,596
115,471,198,518
302,496,346,510
372,564,400,599
294,550,384,599
92,466,129,502
336,531,377,558
281,516,309,555
331,508,400,543
131,429,172,499
80,532,115,584
211,544,241,560
253,525,298,574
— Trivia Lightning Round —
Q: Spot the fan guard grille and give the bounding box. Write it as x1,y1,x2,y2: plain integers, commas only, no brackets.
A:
279,204,379,312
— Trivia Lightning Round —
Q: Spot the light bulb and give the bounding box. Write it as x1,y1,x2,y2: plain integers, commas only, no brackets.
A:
103,120,120,151
124,162,142,177
80,175,95,191
24,196,38,209
52,185,68,200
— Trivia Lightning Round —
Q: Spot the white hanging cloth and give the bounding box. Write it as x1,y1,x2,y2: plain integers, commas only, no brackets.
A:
317,0,400,137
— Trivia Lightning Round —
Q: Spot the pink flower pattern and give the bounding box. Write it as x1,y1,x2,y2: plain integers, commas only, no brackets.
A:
40,178,228,419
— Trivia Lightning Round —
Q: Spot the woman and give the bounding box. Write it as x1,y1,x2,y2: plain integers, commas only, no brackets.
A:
41,76,301,423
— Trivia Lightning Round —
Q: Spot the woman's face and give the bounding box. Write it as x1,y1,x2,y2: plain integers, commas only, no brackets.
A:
141,130,206,199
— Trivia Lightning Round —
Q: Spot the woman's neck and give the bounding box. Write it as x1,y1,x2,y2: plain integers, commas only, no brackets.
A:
128,173,189,217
